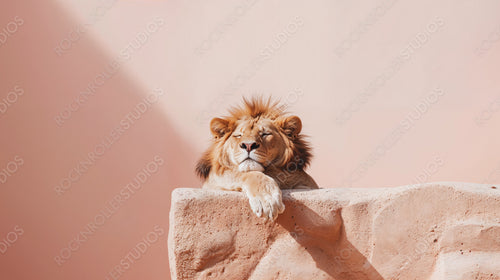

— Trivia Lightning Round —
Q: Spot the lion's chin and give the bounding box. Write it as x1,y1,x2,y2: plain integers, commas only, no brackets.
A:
238,160,265,172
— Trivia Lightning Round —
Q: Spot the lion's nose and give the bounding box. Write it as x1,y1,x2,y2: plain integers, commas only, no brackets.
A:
240,142,260,152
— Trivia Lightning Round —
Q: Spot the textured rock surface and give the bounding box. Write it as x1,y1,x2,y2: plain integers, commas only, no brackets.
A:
168,183,500,280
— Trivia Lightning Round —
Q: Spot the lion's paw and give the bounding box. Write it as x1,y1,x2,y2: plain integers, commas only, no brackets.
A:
246,181,285,221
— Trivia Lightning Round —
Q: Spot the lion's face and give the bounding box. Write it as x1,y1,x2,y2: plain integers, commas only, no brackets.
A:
208,114,302,173
196,98,312,181
223,118,289,172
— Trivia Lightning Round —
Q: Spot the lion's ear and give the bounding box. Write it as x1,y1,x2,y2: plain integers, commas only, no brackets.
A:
281,116,302,138
210,117,230,138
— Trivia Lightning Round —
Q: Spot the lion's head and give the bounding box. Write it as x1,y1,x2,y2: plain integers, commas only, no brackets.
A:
196,97,312,180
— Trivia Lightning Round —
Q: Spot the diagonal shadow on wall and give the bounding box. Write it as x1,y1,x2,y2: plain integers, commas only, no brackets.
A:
0,1,197,279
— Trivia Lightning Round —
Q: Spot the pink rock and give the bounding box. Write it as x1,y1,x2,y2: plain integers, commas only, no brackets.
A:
168,183,500,280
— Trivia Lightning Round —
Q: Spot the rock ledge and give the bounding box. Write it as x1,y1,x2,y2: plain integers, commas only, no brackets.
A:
168,183,500,280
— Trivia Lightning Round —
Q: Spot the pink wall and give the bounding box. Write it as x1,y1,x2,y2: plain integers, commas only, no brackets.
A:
1,0,499,279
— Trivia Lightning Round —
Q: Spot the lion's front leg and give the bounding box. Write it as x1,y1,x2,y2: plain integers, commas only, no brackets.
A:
240,171,285,221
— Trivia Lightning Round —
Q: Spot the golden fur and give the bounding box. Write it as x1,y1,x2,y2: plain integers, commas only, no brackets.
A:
196,97,318,220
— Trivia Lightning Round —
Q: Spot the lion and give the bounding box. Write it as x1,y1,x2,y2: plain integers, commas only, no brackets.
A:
196,97,318,221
